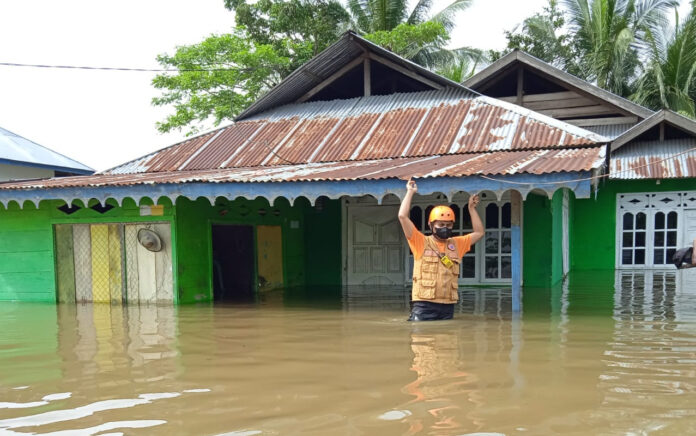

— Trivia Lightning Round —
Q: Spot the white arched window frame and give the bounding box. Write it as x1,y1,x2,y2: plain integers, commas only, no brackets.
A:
616,191,696,269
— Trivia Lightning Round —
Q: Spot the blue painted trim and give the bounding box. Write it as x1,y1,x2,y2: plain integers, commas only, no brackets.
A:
0,158,94,175
511,224,521,313
0,172,594,208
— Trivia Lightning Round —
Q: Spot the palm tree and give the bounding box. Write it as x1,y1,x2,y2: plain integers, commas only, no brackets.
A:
436,48,488,82
348,0,472,33
631,5,696,116
347,0,477,73
562,0,679,96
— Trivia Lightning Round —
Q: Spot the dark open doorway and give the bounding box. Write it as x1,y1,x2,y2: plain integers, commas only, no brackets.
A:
211,224,255,302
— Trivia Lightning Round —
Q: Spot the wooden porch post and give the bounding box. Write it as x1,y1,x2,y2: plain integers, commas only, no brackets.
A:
511,190,522,312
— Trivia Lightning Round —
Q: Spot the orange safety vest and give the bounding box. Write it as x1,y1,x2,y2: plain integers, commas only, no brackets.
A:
411,235,460,304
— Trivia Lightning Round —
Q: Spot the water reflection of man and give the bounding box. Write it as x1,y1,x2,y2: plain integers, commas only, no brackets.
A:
401,328,481,434
398,179,484,321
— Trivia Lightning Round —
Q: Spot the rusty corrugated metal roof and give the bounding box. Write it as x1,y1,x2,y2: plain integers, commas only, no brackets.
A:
0,147,605,191
610,139,696,179
105,89,606,176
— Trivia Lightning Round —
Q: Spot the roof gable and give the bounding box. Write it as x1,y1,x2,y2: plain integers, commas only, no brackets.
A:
611,110,696,152
464,50,653,127
235,31,472,121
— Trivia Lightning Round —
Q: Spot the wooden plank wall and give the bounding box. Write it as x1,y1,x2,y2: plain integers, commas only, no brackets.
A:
54,224,76,303
0,205,56,302
498,91,636,124
73,224,93,302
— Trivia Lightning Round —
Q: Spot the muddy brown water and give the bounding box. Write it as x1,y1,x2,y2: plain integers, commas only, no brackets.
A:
1,272,695,435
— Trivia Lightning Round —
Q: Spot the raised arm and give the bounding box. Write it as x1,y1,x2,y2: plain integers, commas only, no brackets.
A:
398,179,417,239
468,194,484,244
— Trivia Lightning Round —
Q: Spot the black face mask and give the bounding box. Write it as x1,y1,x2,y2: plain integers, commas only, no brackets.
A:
434,227,453,239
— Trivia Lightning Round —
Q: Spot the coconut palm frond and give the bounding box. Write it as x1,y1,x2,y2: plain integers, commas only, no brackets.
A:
429,0,473,32
406,0,434,25
348,0,372,32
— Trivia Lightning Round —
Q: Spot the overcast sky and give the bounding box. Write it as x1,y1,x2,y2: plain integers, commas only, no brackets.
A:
0,0,685,171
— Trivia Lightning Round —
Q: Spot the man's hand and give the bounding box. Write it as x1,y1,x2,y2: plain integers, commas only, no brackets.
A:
468,194,480,209
399,178,418,238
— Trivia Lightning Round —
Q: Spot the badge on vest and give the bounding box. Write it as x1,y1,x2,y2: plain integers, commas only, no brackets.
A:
440,255,454,268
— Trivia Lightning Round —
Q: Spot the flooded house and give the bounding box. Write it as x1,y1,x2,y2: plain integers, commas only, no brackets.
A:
0,33,618,304
465,50,696,289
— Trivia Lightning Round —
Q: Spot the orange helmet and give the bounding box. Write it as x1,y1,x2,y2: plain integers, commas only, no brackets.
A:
428,205,455,224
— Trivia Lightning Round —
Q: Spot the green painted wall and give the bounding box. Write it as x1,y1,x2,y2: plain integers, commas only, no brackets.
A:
0,198,175,302
523,193,553,287
551,190,564,284
174,197,309,304
572,178,696,270
522,191,566,287
0,193,345,304
0,204,55,301
303,198,342,286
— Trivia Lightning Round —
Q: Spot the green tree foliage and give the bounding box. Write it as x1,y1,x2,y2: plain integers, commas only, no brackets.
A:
490,1,579,76
152,30,291,135
349,0,477,74
562,0,678,96
435,48,487,82
153,0,351,134
631,5,696,115
364,22,450,68
224,0,351,58
348,0,472,33
497,0,696,115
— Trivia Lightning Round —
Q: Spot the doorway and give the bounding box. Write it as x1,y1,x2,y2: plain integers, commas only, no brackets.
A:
344,205,404,286
212,224,254,301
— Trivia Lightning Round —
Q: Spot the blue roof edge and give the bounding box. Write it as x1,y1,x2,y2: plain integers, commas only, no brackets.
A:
0,158,94,175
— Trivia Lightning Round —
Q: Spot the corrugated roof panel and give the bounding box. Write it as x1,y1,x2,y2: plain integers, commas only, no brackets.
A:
0,146,605,191
264,118,340,166
457,103,513,152
106,89,607,175
582,123,636,139
356,107,427,159
142,132,216,172
610,139,696,179
406,101,471,156
224,118,299,167
312,113,381,162
184,122,261,170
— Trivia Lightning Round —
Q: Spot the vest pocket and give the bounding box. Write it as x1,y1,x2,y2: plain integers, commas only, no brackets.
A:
417,279,436,299
450,281,459,302
421,261,438,273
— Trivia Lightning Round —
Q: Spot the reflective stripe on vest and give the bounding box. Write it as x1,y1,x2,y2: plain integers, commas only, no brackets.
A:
411,235,460,304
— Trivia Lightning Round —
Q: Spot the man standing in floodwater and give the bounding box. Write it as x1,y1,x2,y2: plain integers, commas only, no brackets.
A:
398,178,484,321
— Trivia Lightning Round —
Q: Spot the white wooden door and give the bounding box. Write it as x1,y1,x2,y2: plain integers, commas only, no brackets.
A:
345,206,404,286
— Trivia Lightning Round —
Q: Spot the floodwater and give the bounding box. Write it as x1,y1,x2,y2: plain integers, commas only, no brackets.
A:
1,270,696,435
